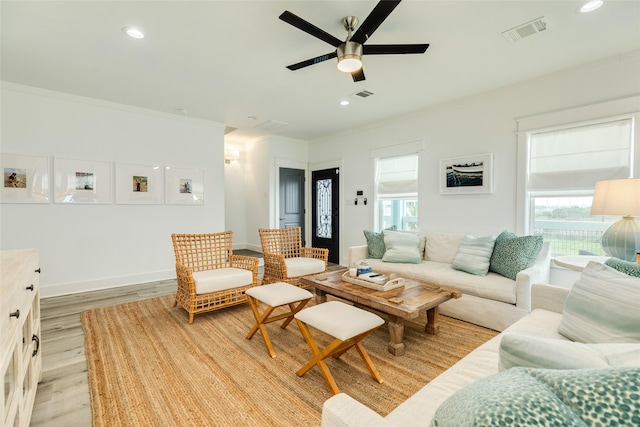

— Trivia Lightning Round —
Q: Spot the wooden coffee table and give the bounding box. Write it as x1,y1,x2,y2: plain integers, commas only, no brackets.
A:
300,269,462,356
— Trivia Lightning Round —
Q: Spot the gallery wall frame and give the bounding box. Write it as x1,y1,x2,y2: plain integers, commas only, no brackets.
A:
1,153,50,203
115,162,163,204
439,153,494,195
54,158,112,204
164,166,204,205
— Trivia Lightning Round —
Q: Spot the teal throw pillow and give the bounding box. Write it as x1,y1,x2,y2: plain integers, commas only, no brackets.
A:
363,226,396,259
605,257,640,278
558,261,640,343
489,231,543,280
381,230,422,264
451,234,496,276
431,367,640,427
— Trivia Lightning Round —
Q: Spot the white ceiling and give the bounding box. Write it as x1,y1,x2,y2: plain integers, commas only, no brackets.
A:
2,1,639,143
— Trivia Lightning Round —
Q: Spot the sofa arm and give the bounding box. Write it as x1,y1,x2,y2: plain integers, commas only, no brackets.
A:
514,242,551,312
531,283,570,313
322,394,387,427
347,245,369,268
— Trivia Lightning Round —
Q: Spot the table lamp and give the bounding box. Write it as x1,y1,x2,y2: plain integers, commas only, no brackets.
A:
591,178,640,261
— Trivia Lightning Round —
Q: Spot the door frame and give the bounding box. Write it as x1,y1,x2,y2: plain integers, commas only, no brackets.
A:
310,159,344,265
274,158,310,242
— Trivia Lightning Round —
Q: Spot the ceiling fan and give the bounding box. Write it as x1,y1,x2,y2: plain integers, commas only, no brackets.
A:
279,0,429,82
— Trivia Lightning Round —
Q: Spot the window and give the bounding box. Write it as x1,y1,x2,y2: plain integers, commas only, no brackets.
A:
524,117,636,256
375,154,418,231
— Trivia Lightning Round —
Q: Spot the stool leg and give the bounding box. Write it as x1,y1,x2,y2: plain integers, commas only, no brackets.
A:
355,342,383,384
280,299,311,329
295,319,341,395
246,296,277,358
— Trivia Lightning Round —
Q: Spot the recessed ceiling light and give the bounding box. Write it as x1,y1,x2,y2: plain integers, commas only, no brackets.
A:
340,100,350,106
122,27,144,39
578,0,603,13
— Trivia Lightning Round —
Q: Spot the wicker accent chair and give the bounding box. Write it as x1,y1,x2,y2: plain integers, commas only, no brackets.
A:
259,227,328,288
171,231,259,323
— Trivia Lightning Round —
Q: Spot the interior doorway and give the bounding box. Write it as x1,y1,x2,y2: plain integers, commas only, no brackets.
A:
311,168,339,264
278,167,306,244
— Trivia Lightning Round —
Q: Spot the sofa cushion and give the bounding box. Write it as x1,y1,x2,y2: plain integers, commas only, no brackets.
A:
489,231,543,280
604,257,640,278
558,261,640,343
382,230,422,264
451,234,496,276
424,232,466,263
499,333,640,371
430,367,640,427
363,226,396,259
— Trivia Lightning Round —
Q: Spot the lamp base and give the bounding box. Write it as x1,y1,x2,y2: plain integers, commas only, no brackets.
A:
601,216,640,262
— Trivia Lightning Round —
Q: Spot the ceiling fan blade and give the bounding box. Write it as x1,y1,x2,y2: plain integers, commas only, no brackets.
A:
279,11,343,47
286,51,338,71
363,44,429,55
351,68,366,82
350,0,402,45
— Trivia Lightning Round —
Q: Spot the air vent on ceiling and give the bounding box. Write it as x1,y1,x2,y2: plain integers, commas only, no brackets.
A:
354,90,375,98
253,119,288,132
502,17,549,43
224,126,237,135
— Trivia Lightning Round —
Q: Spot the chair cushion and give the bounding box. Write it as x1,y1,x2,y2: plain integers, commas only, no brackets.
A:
192,268,253,295
295,301,384,341
489,231,543,280
284,257,325,278
245,282,312,306
558,261,640,343
451,234,496,276
363,226,396,259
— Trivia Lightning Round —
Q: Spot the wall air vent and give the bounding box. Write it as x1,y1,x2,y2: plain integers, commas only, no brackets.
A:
253,120,288,132
502,17,549,43
354,90,375,98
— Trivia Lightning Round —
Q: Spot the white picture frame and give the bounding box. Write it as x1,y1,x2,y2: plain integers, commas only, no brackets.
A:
439,153,493,195
54,158,112,204
1,153,50,203
164,167,204,205
115,162,162,204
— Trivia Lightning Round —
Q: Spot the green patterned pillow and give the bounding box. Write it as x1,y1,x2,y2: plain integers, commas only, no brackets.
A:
558,261,640,343
382,230,422,264
489,231,543,280
431,367,640,427
363,226,396,259
605,257,640,278
451,234,496,276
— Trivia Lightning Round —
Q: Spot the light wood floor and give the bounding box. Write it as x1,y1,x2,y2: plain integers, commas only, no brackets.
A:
31,251,341,426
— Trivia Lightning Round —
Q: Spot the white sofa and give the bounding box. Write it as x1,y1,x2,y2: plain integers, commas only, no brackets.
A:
348,232,551,332
324,282,617,426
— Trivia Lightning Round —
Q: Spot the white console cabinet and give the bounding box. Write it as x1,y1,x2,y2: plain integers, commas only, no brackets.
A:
1,249,42,427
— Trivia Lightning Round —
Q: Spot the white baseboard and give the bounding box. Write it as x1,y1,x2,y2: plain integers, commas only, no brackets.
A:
40,270,176,298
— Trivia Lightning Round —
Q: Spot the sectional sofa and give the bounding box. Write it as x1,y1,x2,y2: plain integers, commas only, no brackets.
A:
322,261,640,426
348,231,551,331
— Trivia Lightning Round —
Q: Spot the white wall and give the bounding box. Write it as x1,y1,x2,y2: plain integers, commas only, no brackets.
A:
1,83,226,297
309,51,640,266
223,145,247,249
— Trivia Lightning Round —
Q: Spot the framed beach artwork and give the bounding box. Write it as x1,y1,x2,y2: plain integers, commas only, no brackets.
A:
54,158,112,204
115,162,162,204
164,166,204,205
1,153,50,203
439,153,493,195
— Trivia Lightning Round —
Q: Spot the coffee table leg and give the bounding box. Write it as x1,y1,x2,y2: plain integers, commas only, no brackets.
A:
425,306,440,335
315,289,327,304
387,315,405,356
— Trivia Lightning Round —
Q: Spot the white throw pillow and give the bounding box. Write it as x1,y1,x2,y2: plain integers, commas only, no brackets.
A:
451,234,496,276
558,261,640,343
382,230,422,264
499,333,640,371
424,232,466,263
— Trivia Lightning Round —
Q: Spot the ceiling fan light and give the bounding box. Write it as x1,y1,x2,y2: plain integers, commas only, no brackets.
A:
337,56,362,73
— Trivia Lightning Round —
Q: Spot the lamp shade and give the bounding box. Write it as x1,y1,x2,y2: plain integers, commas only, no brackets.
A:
591,178,640,216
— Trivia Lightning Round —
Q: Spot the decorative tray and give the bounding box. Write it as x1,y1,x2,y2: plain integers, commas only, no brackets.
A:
342,271,405,291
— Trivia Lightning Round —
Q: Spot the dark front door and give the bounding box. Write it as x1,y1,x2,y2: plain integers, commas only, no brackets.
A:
279,167,306,242
312,168,339,264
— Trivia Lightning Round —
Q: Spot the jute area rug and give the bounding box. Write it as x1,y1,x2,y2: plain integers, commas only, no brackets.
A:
82,294,497,427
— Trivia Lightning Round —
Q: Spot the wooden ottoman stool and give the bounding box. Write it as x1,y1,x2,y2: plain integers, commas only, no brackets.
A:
245,282,313,358
294,301,385,395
